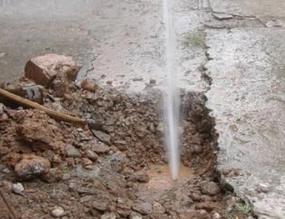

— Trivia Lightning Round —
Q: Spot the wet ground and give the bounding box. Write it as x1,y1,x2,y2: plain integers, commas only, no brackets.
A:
1,0,285,218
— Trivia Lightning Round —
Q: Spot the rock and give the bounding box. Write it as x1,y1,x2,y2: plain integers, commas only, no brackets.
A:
81,79,98,92
92,143,110,154
101,212,116,219
14,155,51,180
91,130,111,145
51,206,65,218
24,54,79,88
201,181,220,196
65,144,81,158
12,182,24,194
85,149,99,162
132,201,152,215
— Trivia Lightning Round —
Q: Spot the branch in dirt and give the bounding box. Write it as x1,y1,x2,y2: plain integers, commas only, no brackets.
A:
0,87,86,125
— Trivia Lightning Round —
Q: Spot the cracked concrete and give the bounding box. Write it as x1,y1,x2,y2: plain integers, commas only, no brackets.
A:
1,0,285,218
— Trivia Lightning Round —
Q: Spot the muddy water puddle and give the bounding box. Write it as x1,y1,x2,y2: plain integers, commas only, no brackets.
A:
145,164,195,190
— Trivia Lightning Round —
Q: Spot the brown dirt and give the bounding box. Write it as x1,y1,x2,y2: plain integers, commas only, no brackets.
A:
0,82,253,219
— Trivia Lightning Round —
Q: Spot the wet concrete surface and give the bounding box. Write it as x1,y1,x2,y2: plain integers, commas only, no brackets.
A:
1,0,285,218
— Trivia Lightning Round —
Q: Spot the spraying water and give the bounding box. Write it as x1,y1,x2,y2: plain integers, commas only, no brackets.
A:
163,0,180,180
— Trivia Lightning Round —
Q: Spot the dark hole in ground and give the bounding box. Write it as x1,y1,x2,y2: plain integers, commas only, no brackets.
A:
0,83,255,219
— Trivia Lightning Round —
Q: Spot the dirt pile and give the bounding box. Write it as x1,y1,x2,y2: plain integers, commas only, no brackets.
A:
0,55,254,219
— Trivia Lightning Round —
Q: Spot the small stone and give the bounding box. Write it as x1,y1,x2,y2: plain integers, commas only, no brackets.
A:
51,206,65,218
91,130,111,145
201,181,220,196
82,158,93,167
153,202,165,214
68,181,77,192
81,79,98,92
132,201,152,215
130,212,143,219
85,149,99,162
212,212,221,219
80,195,92,203
12,183,24,194
92,143,110,154
66,144,81,158
62,173,71,181
101,212,116,219
14,155,51,180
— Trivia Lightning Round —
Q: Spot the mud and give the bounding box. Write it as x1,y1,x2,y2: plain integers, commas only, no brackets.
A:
0,82,252,219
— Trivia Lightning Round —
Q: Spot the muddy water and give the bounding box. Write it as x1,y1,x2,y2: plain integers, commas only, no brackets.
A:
146,164,194,190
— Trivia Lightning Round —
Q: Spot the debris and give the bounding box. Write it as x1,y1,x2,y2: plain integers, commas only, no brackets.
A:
14,155,51,180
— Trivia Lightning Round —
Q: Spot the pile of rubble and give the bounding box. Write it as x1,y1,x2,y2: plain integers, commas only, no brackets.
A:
0,54,254,219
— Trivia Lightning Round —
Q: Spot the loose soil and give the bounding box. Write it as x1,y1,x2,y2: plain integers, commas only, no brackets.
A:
0,83,253,219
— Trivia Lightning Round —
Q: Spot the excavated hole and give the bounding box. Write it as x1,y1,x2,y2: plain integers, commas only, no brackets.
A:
0,84,251,219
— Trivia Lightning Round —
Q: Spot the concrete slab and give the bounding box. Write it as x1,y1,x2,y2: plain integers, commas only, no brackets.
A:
205,28,285,218
210,0,285,17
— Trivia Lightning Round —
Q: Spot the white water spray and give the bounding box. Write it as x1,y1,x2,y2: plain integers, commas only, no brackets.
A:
163,0,180,180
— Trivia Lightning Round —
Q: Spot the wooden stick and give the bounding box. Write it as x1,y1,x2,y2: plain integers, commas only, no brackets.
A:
0,88,86,125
